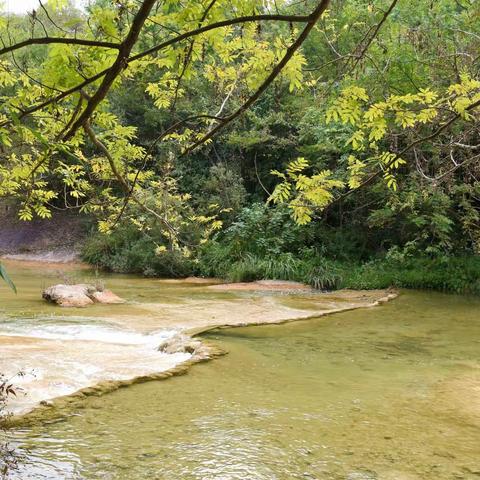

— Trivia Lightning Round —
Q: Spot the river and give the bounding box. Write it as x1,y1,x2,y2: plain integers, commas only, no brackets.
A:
1,261,479,479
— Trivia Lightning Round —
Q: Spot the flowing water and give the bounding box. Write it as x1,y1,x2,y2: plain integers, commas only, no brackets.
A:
1,261,480,479
0,260,390,415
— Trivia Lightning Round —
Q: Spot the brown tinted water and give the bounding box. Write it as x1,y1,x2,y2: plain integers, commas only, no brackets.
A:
5,285,480,479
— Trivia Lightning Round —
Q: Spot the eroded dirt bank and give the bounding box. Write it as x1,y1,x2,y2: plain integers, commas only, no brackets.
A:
0,206,88,263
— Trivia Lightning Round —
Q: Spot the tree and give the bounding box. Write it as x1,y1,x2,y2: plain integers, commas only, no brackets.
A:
266,0,480,253
2,0,477,264
0,0,330,234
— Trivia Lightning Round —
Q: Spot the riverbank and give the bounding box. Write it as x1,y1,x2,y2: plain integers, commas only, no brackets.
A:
82,229,480,295
1,207,478,295
0,208,87,262
0,260,396,425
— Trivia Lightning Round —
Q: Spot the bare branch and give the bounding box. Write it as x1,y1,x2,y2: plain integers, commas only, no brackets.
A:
348,0,399,73
38,0,69,34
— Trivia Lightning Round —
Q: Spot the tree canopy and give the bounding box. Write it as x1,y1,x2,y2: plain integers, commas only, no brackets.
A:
0,0,479,292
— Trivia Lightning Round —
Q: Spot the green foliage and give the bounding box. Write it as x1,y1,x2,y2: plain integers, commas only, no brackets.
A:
367,185,456,254
197,204,344,289
269,157,343,224
202,203,307,258
198,247,342,290
344,256,480,295
0,0,314,230
82,225,194,277
2,0,479,295
194,164,247,224
0,263,16,293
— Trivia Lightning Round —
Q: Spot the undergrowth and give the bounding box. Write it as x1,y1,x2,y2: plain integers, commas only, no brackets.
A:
82,204,480,295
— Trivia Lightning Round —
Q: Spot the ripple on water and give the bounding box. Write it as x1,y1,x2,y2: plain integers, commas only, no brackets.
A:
1,263,479,479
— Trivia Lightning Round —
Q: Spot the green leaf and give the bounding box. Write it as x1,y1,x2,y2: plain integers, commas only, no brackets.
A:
0,263,16,294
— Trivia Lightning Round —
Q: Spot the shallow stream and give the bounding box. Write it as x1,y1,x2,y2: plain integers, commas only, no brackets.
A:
1,261,479,479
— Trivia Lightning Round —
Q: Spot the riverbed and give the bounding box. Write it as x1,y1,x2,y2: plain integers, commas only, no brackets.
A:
1,261,479,479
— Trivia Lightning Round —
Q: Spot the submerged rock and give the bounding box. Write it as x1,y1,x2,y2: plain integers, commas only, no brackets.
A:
42,284,124,307
89,289,125,304
158,333,208,357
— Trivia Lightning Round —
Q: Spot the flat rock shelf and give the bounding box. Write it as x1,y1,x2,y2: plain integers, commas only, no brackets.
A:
0,260,395,417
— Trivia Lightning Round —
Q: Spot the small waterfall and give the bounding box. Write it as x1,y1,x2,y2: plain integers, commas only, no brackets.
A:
1,319,190,415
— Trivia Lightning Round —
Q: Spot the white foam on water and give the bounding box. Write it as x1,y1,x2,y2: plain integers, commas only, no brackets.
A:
0,323,178,347
0,322,192,415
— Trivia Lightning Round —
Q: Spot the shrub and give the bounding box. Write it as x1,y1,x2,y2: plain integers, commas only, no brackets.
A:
343,255,480,294
82,226,194,278
1,373,23,477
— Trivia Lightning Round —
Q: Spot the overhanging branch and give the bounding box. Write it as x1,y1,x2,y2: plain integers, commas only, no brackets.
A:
1,9,324,131
0,37,121,56
84,120,178,236
327,97,480,209
181,0,331,155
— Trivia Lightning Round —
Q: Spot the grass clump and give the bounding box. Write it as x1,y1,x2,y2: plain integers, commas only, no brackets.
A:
82,226,193,278
343,256,480,295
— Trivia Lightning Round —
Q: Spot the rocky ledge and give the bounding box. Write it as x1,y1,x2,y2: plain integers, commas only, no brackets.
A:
42,284,125,307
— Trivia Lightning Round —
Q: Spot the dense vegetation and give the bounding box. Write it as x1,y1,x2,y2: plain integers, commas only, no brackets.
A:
0,0,479,294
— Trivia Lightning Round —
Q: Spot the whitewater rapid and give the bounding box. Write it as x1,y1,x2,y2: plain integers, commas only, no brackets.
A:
1,320,190,415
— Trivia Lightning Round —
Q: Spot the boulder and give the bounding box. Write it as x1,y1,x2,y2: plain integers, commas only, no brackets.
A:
42,284,124,307
89,289,125,304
